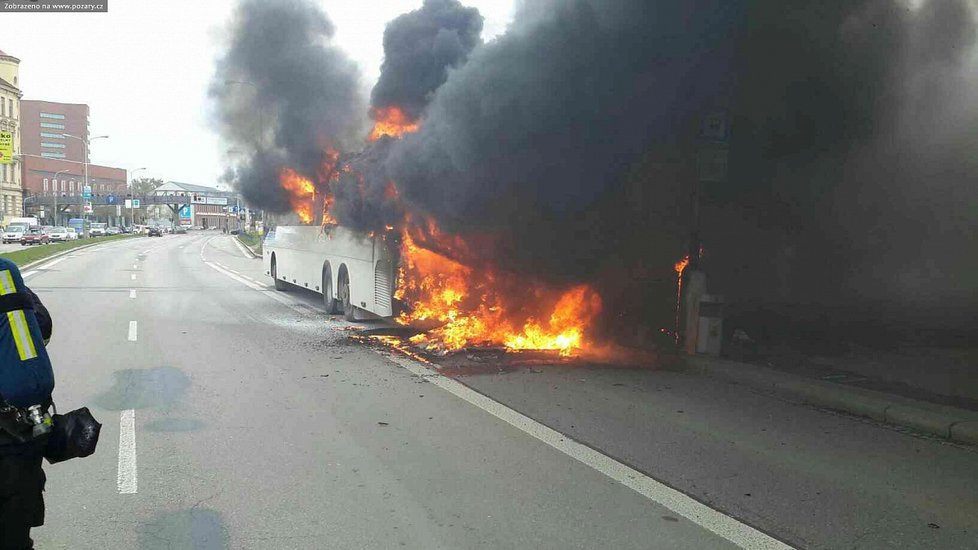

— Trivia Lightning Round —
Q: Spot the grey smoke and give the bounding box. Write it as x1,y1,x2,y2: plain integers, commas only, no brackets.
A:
210,0,366,213
370,0,483,120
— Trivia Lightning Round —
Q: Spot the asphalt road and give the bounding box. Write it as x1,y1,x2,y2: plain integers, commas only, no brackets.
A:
16,234,978,549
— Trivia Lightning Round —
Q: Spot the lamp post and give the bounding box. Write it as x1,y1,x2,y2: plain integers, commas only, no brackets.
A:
63,133,108,237
129,167,147,229
52,168,73,226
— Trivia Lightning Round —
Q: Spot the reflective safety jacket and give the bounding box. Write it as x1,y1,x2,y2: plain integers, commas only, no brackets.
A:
0,258,54,409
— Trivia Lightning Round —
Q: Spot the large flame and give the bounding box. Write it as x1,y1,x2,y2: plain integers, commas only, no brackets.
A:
395,229,602,356
279,168,315,224
368,106,420,141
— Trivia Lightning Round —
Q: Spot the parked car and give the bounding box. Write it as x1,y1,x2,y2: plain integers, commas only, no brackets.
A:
174,227,188,234
47,227,70,242
21,228,50,246
2,226,25,244
65,228,79,240
147,226,164,237
107,226,123,235
90,222,108,236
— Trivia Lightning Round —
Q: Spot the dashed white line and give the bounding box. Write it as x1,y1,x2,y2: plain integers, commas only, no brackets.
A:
129,289,136,299
117,409,137,494
127,321,138,341
132,264,138,270
131,273,137,281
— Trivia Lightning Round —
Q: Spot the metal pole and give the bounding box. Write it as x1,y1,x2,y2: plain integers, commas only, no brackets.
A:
83,140,89,237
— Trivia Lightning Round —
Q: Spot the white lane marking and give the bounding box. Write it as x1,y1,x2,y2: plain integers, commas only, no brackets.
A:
381,352,794,550
128,321,138,341
132,264,138,270
131,273,137,281
129,289,136,299
205,261,263,291
231,236,255,258
117,409,138,494
22,256,69,278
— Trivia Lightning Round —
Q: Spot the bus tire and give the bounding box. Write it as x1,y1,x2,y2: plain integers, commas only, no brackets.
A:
271,255,288,291
338,268,356,321
323,264,340,314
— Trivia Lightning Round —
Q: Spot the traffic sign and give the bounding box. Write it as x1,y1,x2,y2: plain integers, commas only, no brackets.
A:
83,203,93,214
0,131,12,165
125,199,132,208
106,195,117,205
83,185,92,200
132,199,141,208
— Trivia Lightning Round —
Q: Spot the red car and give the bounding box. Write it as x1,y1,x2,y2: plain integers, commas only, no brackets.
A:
21,229,50,246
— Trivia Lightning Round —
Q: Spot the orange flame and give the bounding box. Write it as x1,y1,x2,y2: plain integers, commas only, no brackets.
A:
395,230,601,356
279,168,315,224
369,106,420,141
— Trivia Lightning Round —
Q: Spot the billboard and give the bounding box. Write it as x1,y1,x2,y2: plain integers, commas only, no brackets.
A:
0,131,12,164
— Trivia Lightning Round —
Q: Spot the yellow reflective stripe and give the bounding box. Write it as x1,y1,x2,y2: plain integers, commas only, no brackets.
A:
0,270,14,296
7,310,38,361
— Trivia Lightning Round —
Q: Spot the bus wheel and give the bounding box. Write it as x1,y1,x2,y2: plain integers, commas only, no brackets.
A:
271,255,288,291
323,266,340,314
338,271,356,321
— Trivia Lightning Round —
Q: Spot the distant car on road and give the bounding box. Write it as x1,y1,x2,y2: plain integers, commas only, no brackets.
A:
47,227,70,242
65,228,79,240
147,226,164,237
2,226,25,244
107,226,123,236
90,222,108,236
21,228,50,246
174,227,188,234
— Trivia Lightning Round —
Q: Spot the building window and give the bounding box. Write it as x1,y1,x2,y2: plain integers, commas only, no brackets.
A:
41,142,66,149
1,100,4,117
39,122,65,130
69,181,75,195
39,112,66,120
43,178,49,193
40,132,64,139
7,100,12,118
41,152,66,159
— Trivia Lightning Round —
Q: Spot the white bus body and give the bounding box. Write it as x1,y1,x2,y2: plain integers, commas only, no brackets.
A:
262,225,397,320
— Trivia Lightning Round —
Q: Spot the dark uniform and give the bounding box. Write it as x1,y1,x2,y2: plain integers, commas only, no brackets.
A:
0,288,51,550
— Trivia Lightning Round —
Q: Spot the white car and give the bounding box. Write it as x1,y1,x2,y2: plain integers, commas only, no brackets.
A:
47,227,70,242
65,228,79,240
2,227,25,244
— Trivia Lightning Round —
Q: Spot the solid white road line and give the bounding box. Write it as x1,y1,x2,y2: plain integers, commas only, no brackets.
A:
117,409,137,494
205,261,263,291
231,236,255,258
382,352,794,550
129,289,136,299
128,321,138,342
22,256,69,278
131,273,137,280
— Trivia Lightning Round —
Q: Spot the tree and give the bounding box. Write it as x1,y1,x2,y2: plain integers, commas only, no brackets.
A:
130,177,164,197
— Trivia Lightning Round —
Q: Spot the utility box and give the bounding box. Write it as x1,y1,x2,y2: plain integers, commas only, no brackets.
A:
696,294,724,356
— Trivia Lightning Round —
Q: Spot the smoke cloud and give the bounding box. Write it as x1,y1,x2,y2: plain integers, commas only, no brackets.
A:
370,0,483,120
210,0,366,213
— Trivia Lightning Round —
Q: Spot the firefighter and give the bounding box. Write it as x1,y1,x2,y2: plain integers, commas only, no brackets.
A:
0,258,55,550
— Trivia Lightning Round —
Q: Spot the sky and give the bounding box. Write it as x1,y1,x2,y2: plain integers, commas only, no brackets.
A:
1,0,514,186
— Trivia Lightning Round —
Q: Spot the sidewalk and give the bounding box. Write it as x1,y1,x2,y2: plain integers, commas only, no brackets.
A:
682,352,978,446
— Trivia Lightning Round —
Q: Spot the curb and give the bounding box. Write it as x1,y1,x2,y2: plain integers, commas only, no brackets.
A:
19,236,136,270
233,235,261,259
684,356,978,446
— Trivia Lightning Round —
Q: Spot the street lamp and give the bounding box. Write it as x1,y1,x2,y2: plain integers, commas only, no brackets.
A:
129,167,147,229
51,168,73,227
62,134,108,236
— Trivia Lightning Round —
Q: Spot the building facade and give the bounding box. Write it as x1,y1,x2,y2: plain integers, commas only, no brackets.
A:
154,181,240,229
21,156,126,225
19,99,89,161
0,48,22,222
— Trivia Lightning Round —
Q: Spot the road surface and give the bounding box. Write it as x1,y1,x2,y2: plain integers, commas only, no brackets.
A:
12,234,977,549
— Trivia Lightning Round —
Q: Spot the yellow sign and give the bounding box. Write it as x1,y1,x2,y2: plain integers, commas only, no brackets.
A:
0,132,12,165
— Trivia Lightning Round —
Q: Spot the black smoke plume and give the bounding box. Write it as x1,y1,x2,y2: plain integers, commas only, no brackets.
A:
370,0,483,120
210,0,366,213
378,0,978,339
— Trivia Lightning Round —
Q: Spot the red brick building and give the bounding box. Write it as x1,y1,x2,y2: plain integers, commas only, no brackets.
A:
19,100,89,161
